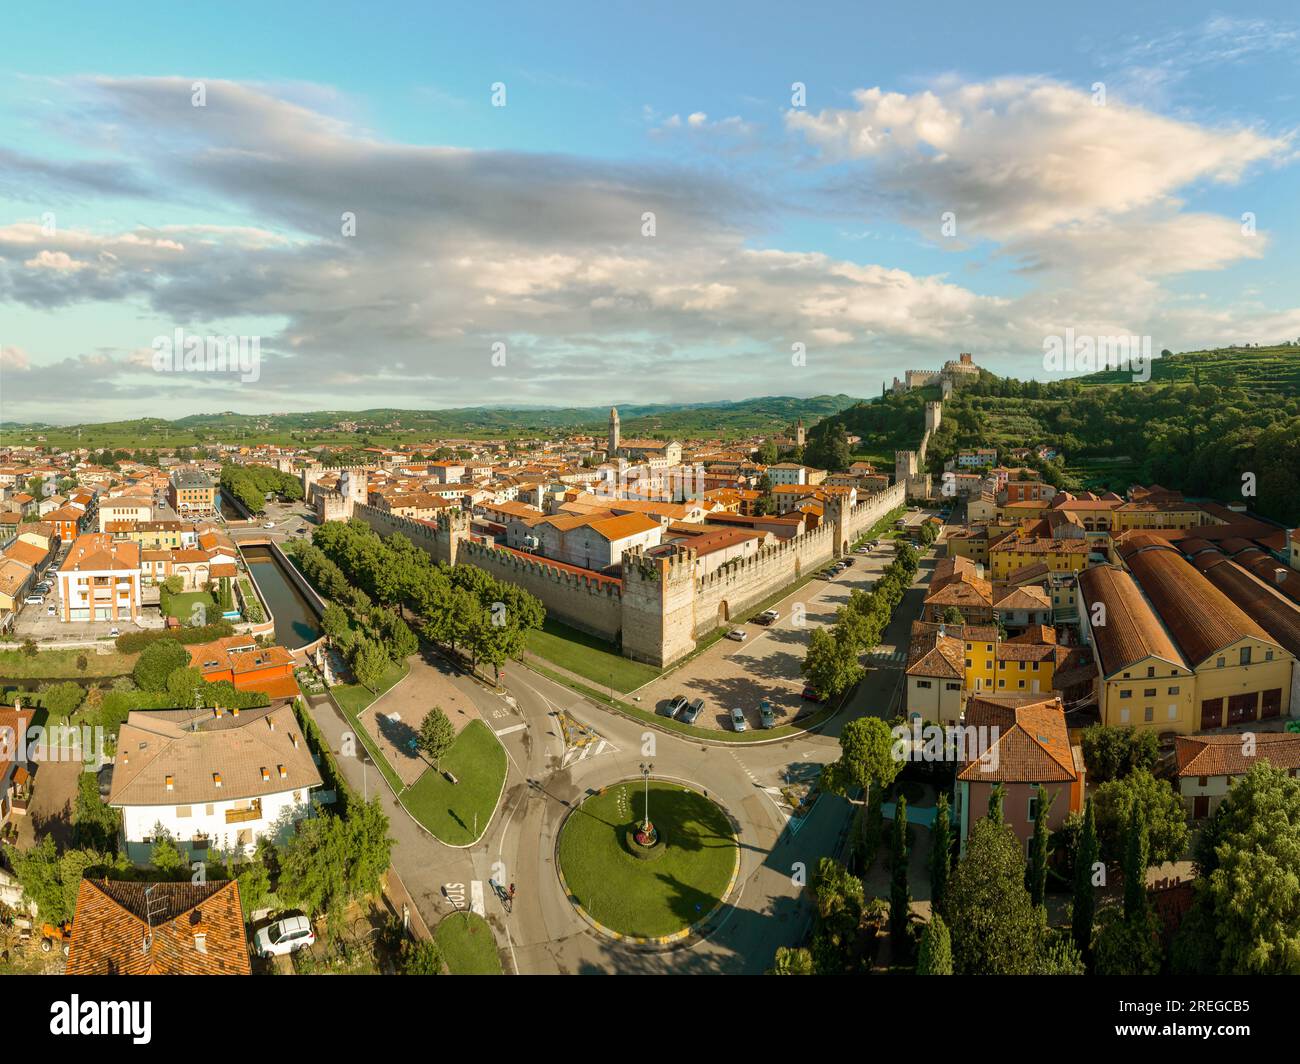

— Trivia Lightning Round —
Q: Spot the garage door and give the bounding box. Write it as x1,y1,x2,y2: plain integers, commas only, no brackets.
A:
1199,698,1223,730
1227,692,1258,725
1262,689,1282,719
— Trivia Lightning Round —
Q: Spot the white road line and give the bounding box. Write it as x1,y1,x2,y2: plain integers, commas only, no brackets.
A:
494,723,528,737
470,880,486,916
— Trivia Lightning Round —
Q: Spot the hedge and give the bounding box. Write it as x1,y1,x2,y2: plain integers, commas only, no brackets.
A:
115,621,235,654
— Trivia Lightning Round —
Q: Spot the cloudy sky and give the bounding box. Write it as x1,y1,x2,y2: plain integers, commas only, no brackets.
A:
1,0,1298,423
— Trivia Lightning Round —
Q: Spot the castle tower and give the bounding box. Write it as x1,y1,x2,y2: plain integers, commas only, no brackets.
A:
795,418,806,448
620,546,697,667
608,406,621,456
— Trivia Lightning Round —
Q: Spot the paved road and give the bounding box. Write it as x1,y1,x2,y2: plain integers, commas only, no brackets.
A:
305,532,938,974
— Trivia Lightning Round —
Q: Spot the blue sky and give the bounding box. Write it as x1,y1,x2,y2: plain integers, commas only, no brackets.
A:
1,1,1298,422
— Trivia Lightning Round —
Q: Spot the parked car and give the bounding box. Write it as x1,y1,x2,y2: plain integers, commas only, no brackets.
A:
758,700,777,729
46,605,56,616
801,686,823,702
263,521,275,529
661,695,689,718
23,595,44,605
725,628,748,642
756,609,780,626
841,557,855,566
855,547,869,554
679,698,705,725
254,914,316,958
729,707,748,732
109,627,119,637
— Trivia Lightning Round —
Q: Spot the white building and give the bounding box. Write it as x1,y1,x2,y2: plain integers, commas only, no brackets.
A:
109,704,323,863
57,533,143,623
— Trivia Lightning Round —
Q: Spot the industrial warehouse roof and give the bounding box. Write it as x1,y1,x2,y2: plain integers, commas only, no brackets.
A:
1077,565,1189,678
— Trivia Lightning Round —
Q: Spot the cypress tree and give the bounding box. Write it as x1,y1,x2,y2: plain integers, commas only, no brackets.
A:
889,797,912,957
988,783,1005,825
1122,799,1149,921
930,791,952,917
1072,797,1099,956
1028,785,1053,907
916,913,953,974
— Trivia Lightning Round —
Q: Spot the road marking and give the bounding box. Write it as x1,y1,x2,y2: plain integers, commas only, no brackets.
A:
560,736,616,768
494,723,528,737
470,880,486,916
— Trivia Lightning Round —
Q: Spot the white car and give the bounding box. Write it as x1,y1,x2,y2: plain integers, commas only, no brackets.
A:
254,914,316,958
263,521,275,529
725,629,748,642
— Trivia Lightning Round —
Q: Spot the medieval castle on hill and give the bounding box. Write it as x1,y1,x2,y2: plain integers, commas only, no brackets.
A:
890,351,979,397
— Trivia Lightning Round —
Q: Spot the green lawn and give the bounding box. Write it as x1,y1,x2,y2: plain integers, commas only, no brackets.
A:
433,911,503,975
329,660,410,795
558,782,738,938
0,647,137,680
162,590,218,623
400,720,507,845
526,617,660,693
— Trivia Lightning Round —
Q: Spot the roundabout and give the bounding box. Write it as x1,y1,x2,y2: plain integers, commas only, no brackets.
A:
556,779,740,942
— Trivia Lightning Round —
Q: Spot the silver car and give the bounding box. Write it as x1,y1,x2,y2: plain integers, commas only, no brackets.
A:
254,914,316,958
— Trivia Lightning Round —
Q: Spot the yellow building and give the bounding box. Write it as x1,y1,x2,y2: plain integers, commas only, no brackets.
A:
989,535,1090,581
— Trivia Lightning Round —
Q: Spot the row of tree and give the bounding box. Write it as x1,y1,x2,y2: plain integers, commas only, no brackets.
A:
801,541,919,700
219,463,303,514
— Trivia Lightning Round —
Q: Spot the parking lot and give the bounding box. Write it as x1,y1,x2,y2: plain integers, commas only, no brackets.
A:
634,508,940,732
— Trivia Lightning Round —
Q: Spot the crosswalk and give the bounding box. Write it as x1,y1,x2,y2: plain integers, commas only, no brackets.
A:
865,648,907,667
560,735,618,769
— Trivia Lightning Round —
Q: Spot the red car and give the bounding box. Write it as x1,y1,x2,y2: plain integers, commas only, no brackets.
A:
801,686,823,702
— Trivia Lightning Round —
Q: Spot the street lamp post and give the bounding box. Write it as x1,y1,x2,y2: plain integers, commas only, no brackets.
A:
639,761,653,831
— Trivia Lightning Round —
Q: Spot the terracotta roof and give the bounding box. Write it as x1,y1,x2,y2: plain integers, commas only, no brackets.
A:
66,879,251,975
1077,564,1188,677
993,585,1051,611
0,704,35,785
109,703,321,807
3,539,47,568
586,512,662,542
905,628,965,679
1175,732,1300,778
0,557,33,599
1125,539,1276,665
63,532,140,573
957,695,1079,783
1191,554,1300,660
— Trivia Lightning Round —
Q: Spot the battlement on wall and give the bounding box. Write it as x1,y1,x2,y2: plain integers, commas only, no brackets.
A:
460,539,622,598
697,519,834,592
623,545,697,585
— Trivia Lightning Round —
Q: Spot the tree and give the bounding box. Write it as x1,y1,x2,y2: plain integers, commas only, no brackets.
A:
132,638,190,692
987,783,1005,825
930,791,953,917
1181,763,1300,973
1028,785,1053,908
399,938,444,974
161,574,184,596
1035,932,1086,975
1121,799,1149,921
941,606,965,626
73,772,120,852
417,707,456,769
350,635,390,693
1072,798,1099,958
321,603,350,641
889,797,912,956
1093,769,1188,865
41,681,86,719
767,946,814,975
946,819,1044,974
1092,904,1163,975
800,626,863,702
821,716,901,800
279,800,394,938
9,838,112,924
810,858,866,974
1080,725,1159,783
916,914,953,974
150,829,187,877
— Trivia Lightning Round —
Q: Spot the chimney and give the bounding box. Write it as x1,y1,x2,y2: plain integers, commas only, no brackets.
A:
278,764,287,779
266,717,275,731
165,775,174,791
290,733,299,750
213,772,222,789
1277,568,1289,587
194,932,207,954
260,767,269,782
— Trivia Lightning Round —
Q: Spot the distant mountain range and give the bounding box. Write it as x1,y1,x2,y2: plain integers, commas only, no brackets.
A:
0,394,863,450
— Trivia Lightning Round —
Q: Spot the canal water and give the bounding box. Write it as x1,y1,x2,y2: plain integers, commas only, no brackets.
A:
241,545,323,650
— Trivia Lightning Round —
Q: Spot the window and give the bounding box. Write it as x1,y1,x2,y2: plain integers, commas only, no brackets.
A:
916,680,932,689
1120,689,1132,699
1018,680,1026,689
1168,686,1180,695
1144,707,1153,722
1240,647,1252,666
1028,795,1040,822
1144,688,1156,697
1198,776,1207,787
1265,649,1274,661
1147,666,1155,678
946,682,961,691
1168,705,1177,720
998,679,1005,688
1217,657,1225,668
1120,708,1130,723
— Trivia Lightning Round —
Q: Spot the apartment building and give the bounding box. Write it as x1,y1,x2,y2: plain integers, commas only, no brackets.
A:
57,533,143,623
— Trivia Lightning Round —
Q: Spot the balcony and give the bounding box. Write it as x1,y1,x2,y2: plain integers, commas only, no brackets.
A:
224,799,263,825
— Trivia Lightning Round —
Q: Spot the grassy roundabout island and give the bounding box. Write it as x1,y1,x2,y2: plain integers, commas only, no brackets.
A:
557,780,739,939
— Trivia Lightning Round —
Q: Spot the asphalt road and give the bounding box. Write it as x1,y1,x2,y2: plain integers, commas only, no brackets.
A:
305,520,940,974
